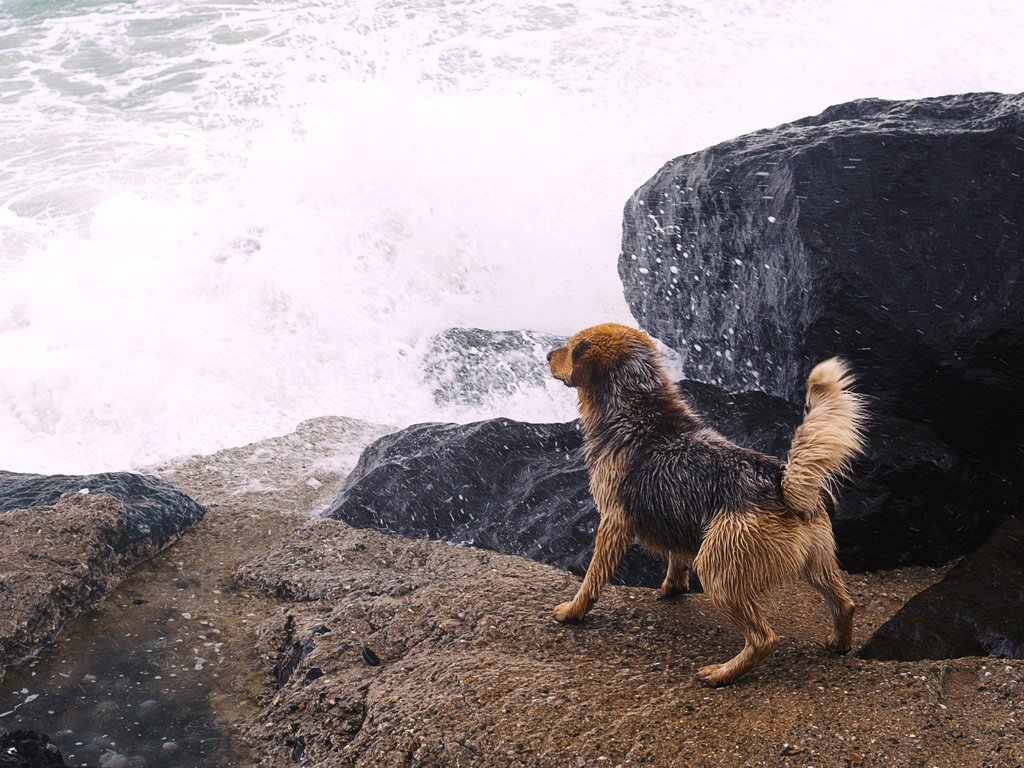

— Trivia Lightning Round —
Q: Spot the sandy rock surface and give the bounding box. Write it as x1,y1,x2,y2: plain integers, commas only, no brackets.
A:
158,415,1024,767
236,521,1023,768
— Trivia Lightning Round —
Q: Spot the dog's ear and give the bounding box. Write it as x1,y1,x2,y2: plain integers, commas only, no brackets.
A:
569,340,595,387
571,339,592,364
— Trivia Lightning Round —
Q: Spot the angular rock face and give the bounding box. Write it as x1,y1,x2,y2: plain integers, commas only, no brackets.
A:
422,328,566,406
857,515,1024,661
0,472,205,679
619,92,1024,564
620,92,1024,405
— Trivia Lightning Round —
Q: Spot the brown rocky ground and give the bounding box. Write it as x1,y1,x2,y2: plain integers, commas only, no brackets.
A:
3,416,1022,767
235,522,1023,768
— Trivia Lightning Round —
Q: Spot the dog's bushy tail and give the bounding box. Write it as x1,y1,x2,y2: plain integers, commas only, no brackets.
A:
782,358,866,519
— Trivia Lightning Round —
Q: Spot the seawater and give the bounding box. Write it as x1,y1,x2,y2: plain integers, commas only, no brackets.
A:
2,0,1023,474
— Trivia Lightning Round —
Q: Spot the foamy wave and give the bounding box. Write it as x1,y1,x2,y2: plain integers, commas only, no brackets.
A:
2,0,1022,472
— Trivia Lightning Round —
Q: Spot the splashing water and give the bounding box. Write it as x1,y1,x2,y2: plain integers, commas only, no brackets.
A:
1,0,1022,472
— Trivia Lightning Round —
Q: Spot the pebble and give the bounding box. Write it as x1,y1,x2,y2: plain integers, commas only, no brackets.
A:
99,750,129,768
94,700,119,716
137,699,160,716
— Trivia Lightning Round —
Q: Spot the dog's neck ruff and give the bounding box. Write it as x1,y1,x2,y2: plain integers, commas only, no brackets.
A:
578,359,700,465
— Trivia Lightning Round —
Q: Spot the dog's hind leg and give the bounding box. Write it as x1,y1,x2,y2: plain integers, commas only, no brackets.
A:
694,589,780,688
554,511,631,623
656,552,691,600
692,513,796,686
803,525,856,653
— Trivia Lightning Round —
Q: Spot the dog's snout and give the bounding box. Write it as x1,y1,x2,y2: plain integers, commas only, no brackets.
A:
546,350,554,362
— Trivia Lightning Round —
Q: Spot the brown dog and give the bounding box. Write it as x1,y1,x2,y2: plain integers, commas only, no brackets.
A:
547,323,865,687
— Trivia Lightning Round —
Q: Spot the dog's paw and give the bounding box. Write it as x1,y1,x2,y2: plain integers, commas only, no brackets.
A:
694,663,729,688
655,584,688,601
825,639,852,655
553,601,585,624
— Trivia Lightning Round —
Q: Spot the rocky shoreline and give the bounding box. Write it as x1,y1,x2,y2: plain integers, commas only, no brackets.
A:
239,519,1023,768
1,415,1023,767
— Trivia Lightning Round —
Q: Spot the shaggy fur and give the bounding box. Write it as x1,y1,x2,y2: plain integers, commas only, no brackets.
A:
547,323,866,687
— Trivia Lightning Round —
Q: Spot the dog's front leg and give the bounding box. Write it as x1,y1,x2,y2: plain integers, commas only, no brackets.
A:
554,511,631,623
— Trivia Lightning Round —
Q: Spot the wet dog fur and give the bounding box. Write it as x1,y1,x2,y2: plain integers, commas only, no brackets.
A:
547,323,865,687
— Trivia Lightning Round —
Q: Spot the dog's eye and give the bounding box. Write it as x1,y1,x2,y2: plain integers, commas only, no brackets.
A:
571,340,592,364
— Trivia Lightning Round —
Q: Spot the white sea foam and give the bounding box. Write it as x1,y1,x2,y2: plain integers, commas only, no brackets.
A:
1,0,1022,473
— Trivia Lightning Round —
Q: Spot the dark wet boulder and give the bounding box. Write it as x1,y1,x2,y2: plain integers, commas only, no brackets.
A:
619,92,1024,565
619,92,1024,407
329,372,980,575
857,515,1024,660
325,417,656,583
422,328,566,406
332,374,931,584
0,730,69,767
0,473,205,679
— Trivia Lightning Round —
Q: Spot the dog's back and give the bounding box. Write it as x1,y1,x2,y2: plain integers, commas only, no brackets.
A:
618,421,785,556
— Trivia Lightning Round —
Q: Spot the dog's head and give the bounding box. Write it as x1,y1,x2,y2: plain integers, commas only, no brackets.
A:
547,323,657,389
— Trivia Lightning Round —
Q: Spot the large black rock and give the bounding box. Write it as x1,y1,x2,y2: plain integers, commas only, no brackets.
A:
0,471,205,555
857,515,1024,660
619,92,1024,565
325,418,644,582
